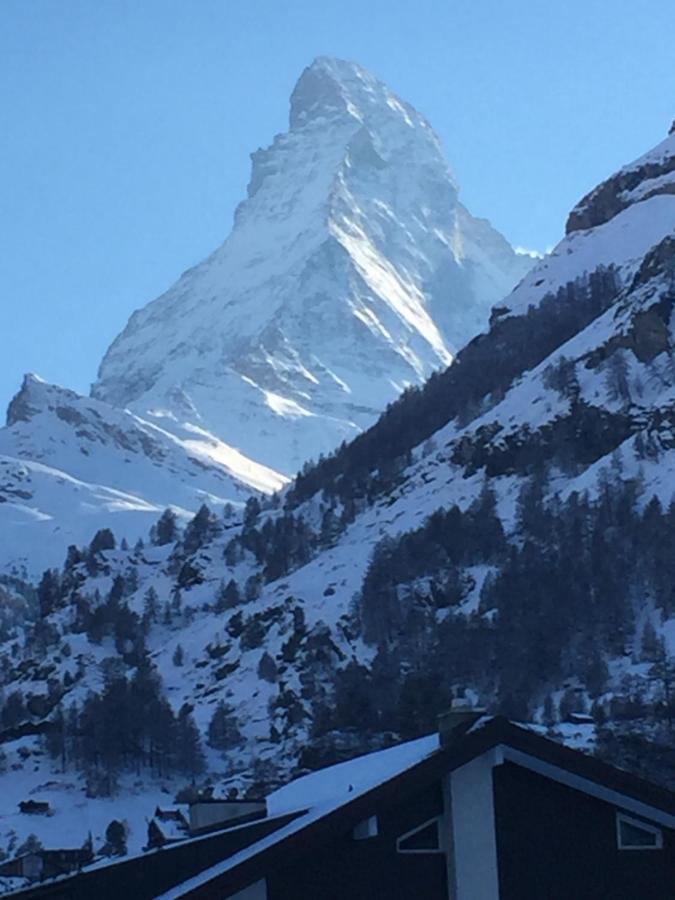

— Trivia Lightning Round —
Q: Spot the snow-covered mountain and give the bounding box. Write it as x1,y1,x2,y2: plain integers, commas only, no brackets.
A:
1,121,674,870
93,57,531,476
0,375,285,576
4,83,675,874
0,58,529,576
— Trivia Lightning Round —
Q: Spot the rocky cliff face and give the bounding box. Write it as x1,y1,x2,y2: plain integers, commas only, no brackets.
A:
566,131,675,234
93,57,531,476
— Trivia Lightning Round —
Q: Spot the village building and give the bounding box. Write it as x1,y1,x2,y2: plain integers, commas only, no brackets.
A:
17,801,51,816
3,715,675,899
0,848,91,883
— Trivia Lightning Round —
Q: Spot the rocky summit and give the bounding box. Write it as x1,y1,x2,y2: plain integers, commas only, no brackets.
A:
93,57,531,476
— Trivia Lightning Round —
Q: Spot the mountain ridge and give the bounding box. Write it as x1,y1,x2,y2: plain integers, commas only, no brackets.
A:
93,56,531,475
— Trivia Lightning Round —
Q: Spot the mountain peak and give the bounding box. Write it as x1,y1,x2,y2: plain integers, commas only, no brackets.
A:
289,57,427,134
6,373,47,426
93,59,530,476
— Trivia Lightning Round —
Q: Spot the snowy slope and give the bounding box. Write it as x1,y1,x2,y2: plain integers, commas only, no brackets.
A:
501,130,675,320
11,118,671,762
3,109,675,869
0,375,286,576
94,57,531,476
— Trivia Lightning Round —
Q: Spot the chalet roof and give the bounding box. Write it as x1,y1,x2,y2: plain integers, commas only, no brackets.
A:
157,717,675,900
8,718,675,900
149,817,189,844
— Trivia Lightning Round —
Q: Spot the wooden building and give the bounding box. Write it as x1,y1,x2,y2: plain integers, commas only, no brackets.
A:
17,801,50,816
5,716,675,899
0,848,91,882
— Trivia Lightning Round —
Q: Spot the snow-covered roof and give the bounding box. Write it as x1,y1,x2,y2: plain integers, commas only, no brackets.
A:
156,733,440,899
267,733,439,816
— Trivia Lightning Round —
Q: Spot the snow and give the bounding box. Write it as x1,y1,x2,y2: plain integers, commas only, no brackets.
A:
614,130,675,175
0,743,181,859
157,732,440,899
267,733,439,816
0,377,286,575
2,76,675,883
504,194,675,319
93,57,530,477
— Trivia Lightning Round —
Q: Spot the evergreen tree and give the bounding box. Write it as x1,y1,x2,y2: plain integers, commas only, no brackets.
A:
641,620,660,662
542,694,557,727
152,509,178,546
216,579,241,611
244,575,261,603
243,496,261,529
257,651,278,683
182,504,218,555
37,569,61,617
207,701,242,751
142,587,160,630
174,704,206,779
1,690,26,729
89,529,116,555
104,820,126,856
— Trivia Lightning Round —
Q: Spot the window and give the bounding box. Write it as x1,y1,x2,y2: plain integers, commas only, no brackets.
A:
353,816,378,840
396,817,442,854
616,812,663,850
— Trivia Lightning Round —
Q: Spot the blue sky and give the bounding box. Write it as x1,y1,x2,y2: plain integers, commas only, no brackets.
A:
1,0,674,413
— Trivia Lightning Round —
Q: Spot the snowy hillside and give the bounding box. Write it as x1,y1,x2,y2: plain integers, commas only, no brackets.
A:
0,375,285,576
94,57,531,476
3,109,675,870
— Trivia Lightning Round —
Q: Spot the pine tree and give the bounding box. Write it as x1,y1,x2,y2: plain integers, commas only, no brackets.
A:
142,587,160,630
174,705,206,778
45,705,67,769
183,504,218,555
641,620,660,662
173,644,184,667
152,509,178,546
320,508,340,547
216,579,241,611
1,690,26,729
243,496,261,529
104,820,126,856
257,652,278,683
542,694,557,727
89,529,116,554
244,575,261,603
207,701,242,752
37,569,61,617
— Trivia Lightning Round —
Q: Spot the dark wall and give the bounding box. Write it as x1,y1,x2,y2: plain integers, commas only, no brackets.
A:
267,783,447,900
494,761,675,900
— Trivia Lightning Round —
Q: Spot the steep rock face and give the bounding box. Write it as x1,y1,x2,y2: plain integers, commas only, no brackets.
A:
93,57,531,476
567,132,675,234
0,376,285,575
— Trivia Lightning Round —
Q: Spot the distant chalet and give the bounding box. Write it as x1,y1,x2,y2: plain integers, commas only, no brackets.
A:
18,801,51,816
5,716,675,899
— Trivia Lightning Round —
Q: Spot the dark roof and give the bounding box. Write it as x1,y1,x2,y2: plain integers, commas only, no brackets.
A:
166,717,675,899
7,718,675,900
1,812,301,900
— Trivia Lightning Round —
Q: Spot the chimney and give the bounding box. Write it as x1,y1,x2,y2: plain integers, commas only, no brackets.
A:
438,698,486,748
